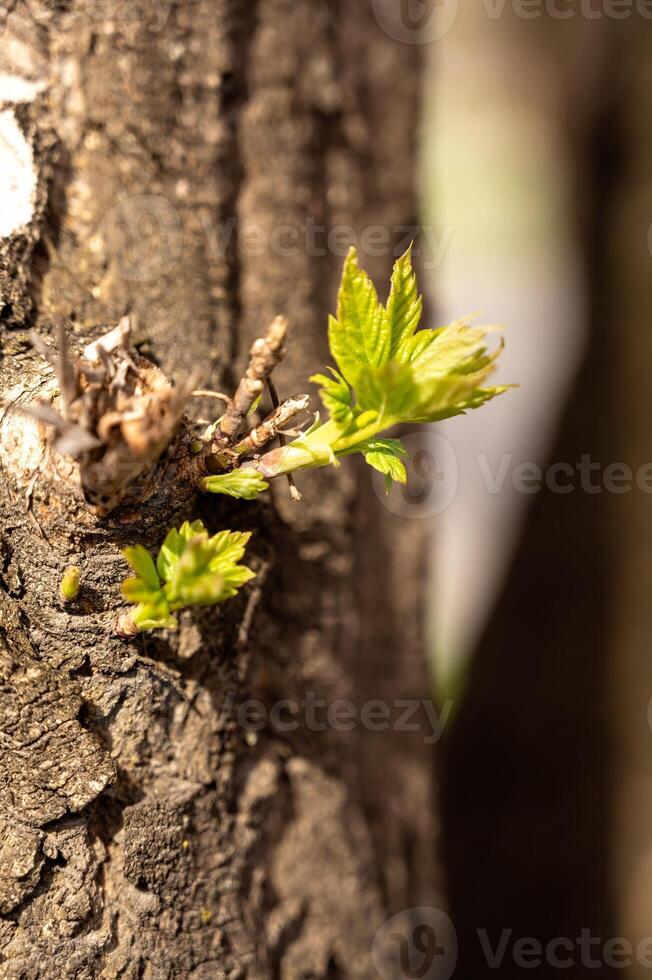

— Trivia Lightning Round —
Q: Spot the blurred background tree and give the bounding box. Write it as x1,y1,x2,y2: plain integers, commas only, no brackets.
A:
421,6,652,977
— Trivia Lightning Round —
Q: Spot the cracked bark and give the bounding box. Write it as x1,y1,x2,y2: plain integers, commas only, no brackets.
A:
0,1,440,977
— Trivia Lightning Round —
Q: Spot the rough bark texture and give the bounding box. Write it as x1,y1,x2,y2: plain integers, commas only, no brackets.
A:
0,1,439,977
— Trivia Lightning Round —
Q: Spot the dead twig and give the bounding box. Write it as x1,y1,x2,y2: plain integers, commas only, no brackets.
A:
232,395,310,458
215,316,288,445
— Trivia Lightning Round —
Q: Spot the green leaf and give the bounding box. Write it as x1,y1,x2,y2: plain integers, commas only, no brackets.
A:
218,565,257,600
166,548,225,609
122,577,159,603
406,374,508,424
132,598,177,632
362,436,408,458
179,520,206,543
404,318,501,380
201,470,269,500
156,528,185,581
386,245,423,358
328,248,390,385
123,545,160,590
356,322,506,426
208,530,252,574
165,535,219,609
362,437,408,492
310,369,354,425
355,361,420,419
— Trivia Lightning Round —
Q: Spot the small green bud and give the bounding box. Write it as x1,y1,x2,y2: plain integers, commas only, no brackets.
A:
190,439,204,454
60,566,81,602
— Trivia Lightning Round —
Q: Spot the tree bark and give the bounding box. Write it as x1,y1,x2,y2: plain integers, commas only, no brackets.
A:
0,1,439,977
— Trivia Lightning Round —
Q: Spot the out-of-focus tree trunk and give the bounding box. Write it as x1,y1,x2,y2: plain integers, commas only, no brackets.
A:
0,2,439,976
444,11,640,977
606,22,652,979
442,13,652,980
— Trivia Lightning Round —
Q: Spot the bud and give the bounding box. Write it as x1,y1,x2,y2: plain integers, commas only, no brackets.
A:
60,566,81,602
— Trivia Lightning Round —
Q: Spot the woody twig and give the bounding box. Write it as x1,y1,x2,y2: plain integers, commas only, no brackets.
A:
215,316,288,446
191,316,311,487
232,395,310,458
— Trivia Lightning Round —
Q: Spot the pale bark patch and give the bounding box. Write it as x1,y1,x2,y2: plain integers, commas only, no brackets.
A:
0,109,37,236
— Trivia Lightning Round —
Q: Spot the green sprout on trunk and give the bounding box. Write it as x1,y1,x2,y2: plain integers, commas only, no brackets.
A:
117,248,509,634
201,245,509,498
120,520,255,633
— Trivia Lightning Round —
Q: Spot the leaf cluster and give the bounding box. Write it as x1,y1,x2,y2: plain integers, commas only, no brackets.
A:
121,520,255,631
260,246,508,490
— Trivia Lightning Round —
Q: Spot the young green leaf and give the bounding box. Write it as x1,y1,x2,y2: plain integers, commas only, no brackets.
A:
309,369,354,425
201,470,269,500
386,245,423,358
328,249,390,385
207,530,256,597
120,520,255,633
361,438,408,492
131,596,177,632
165,538,225,609
123,545,160,591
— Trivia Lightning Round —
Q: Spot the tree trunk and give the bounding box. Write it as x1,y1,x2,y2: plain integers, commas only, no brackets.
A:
605,23,652,978
441,17,649,980
0,1,439,977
